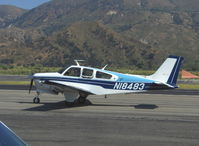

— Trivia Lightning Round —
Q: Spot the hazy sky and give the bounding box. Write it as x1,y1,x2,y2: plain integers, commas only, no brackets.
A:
0,0,51,9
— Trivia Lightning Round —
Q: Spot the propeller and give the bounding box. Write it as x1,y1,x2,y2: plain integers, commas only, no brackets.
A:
28,73,34,94
29,79,34,94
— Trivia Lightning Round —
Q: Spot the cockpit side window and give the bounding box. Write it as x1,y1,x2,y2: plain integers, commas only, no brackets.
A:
96,71,112,79
64,67,81,77
82,68,93,79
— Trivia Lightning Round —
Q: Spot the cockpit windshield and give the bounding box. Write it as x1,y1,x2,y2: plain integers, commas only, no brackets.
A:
57,68,66,74
57,65,70,74
64,67,81,77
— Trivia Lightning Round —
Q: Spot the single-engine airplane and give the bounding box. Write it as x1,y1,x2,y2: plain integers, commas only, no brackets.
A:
29,55,183,104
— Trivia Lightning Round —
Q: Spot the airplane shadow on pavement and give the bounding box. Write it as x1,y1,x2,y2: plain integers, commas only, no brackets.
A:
20,100,159,111
91,103,158,109
20,100,92,111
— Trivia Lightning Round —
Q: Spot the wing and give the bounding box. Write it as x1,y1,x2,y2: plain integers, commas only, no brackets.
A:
43,80,95,95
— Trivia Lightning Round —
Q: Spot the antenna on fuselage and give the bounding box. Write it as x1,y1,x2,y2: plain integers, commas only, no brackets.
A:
102,64,108,70
74,60,85,66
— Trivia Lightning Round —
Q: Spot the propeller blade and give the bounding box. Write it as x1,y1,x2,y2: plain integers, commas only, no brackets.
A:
29,79,33,94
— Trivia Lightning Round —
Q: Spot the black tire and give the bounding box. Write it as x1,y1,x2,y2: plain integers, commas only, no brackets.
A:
77,96,86,104
33,97,40,103
65,101,75,106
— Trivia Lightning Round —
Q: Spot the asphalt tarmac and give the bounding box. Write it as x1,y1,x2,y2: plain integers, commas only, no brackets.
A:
0,89,199,146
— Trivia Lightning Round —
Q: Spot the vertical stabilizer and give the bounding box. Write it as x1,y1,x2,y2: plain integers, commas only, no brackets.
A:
147,55,184,86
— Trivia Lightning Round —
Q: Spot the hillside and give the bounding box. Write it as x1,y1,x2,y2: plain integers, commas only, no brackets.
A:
12,0,199,33
0,22,157,68
47,22,157,68
0,0,199,70
0,5,26,28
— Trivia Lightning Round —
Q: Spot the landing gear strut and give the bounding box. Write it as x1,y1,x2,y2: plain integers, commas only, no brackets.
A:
33,92,40,104
77,92,88,104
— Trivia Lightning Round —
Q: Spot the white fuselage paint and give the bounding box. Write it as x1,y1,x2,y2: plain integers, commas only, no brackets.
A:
33,72,148,96
34,79,145,95
30,56,183,103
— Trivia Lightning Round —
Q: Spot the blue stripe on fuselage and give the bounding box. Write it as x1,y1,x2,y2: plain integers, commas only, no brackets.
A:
35,76,115,89
33,76,171,91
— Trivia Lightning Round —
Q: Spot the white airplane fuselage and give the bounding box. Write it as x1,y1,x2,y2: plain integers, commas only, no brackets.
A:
30,56,183,103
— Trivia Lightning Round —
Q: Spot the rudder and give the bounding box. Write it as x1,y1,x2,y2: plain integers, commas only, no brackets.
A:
166,55,184,86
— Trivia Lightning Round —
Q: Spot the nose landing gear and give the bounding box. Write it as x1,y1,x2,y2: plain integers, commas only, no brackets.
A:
33,92,40,104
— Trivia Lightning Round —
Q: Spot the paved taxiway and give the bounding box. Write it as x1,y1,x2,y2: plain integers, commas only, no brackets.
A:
0,89,199,146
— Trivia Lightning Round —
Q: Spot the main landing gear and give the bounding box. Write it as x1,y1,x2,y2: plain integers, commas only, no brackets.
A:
77,92,88,104
64,96,87,106
77,96,86,104
64,91,88,105
33,92,40,104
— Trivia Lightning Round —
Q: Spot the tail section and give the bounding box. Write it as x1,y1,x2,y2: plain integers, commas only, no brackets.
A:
147,55,184,87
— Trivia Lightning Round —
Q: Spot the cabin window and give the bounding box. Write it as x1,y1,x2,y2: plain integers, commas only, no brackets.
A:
64,67,80,77
96,71,112,79
82,68,93,78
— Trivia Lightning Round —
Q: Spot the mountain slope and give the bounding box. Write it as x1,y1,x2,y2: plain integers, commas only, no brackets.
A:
12,0,199,32
0,5,26,28
0,22,157,68
47,22,157,68
14,0,131,33
0,0,199,70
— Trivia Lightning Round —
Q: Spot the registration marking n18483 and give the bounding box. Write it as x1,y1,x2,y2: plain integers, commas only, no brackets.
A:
113,82,145,90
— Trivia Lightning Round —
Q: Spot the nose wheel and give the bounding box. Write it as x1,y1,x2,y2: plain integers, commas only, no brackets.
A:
33,92,40,103
33,97,40,103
